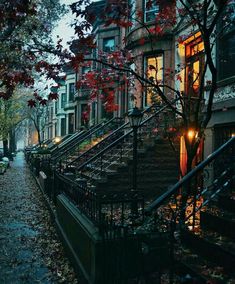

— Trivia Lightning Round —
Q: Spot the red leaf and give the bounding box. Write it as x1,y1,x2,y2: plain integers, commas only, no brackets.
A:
39,99,48,106
27,99,36,108
176,74,182,82
48,93,58,100
139,38,145,45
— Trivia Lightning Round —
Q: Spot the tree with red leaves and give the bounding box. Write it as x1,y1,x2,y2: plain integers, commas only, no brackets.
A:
67,0,233,219
0,0,66,100
69,0,231,156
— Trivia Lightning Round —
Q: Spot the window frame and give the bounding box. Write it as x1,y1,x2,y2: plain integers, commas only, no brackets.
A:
68,83,75,102
144,0,159,23
103,37,115,53
217,0,235,81
184,35,205,97
144,53,164,107
61,93,67,108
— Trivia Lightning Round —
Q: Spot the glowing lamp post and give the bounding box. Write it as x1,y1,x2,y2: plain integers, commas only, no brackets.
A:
187,129,198,142
54,136,61,145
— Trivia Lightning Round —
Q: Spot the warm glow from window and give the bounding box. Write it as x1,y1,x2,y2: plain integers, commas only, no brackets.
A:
146,55,163,106
183,32,201,45
193,60,200,91
184,33,204,96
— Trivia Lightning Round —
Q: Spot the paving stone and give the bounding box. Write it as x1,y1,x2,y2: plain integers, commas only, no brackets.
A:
0,152,79,284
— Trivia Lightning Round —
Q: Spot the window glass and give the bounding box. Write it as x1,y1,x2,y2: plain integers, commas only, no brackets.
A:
68,113,74,134
61,93,66,108
218,34,235,80
185,36,204,97
145,54,163,106
145,0,159,22
82,66,90,74
61,118,66,136
218,0,235,80
128,0,136,29
55,101,58,114
69,83,75,101
103,38,115,52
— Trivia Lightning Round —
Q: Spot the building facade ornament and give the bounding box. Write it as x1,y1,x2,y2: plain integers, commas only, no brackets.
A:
213,83,235,102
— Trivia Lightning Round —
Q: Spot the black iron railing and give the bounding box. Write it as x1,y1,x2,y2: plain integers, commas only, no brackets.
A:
56,136,235,233
55,172,145,229
141,136,235,233
67,99,178,179
50,132,82,155
52,117,124,166
54,99,179,229
48,134,72,152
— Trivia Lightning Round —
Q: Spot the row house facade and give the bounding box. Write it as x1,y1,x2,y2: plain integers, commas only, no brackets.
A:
44,70,76,140
44,0,235,165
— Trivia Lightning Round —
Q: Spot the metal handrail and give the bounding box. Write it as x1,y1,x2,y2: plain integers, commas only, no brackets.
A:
51,131,84,155
145,136,235,215
52,117,120,163
69,98,179,171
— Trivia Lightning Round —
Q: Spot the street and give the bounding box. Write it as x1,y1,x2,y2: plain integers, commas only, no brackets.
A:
0,152,78,284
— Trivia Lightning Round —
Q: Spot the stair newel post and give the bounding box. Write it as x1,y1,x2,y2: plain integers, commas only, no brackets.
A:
128,107,143,218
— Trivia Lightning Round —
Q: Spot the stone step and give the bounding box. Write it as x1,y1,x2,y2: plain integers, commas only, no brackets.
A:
182,229,235,273
176,245,234,283
218,193,235,213
201,206,235,239
95,182,177,199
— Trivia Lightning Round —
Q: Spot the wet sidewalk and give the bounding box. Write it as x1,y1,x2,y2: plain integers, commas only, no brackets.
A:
0,152,78,284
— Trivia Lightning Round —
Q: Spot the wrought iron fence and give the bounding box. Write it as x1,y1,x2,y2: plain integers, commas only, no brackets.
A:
66,100,178,191
54,172,145,230
143,136,235,234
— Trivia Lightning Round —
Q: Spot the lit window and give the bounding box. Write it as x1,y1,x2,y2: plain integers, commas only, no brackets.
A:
145,54,163,106
103,38,115,52
145,0,159,22
185,35,204,96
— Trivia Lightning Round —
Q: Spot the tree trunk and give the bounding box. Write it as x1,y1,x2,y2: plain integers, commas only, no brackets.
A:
180,134,200,225
3,139,9,157
9,128,16,154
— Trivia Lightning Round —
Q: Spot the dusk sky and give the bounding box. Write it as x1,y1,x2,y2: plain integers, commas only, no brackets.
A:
52,0,76,48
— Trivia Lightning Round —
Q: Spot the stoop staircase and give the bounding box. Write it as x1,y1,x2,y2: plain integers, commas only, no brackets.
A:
59,100,180,203
142,136,235,283
51,117,124,167
53,98,235,283
176,189,235,283
92,139,180,199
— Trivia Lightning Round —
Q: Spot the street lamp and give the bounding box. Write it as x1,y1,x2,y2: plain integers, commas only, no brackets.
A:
54,136,61,145
128,106,143,192
187,129,197,141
